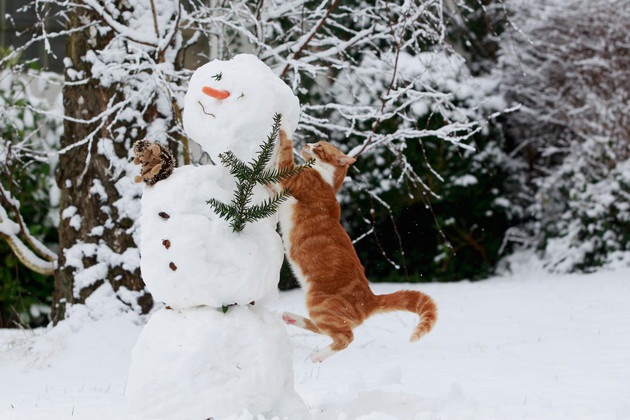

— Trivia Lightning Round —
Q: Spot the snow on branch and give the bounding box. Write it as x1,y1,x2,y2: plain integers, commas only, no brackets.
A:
11,0,192,171
1,183,56,276
16,0,506,188
181,0,506,201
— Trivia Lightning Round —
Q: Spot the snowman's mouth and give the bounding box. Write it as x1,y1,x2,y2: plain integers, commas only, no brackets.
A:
198,100,216,118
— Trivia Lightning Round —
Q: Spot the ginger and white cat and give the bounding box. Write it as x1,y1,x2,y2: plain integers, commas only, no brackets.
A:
276,131,437,363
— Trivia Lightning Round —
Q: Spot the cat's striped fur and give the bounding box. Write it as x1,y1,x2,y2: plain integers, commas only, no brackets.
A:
277,131,437,363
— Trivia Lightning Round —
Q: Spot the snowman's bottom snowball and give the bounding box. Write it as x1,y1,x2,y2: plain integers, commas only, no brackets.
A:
126,306,309,420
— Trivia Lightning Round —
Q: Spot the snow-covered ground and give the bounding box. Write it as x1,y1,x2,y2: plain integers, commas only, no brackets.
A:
1,265,629,420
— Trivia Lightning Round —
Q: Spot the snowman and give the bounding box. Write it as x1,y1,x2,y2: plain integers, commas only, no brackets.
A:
126,54,308,420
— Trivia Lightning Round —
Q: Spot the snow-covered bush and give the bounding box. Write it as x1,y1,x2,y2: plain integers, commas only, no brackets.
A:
0,57,62,327
536,143,630,271
498,0,630,271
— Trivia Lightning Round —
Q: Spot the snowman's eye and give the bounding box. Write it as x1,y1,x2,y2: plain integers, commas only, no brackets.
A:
212,72,223,81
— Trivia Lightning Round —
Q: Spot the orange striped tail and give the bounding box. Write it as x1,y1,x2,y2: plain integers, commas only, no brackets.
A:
374,290,437,342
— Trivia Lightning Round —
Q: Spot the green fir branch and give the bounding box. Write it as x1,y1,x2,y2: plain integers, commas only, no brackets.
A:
230,179,256,231
255,161,314,185
206,198,237,221
219,150,252,179
249,113,282,175
207,113,310,233
244,190,291,224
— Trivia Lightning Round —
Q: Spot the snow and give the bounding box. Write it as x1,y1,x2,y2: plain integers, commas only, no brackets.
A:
0,207,20,236
62,241,140,295
1,266,629,419
183,54,300,164
0,187,56,274
139,164,283,308
452,174,478,187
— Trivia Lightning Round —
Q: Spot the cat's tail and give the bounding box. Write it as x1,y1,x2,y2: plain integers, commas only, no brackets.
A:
374,290,437,342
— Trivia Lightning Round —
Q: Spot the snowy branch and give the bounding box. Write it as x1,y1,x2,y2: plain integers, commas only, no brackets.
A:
0,185,56,275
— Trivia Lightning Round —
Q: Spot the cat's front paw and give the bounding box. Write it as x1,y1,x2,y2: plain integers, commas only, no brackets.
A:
279,130,290,147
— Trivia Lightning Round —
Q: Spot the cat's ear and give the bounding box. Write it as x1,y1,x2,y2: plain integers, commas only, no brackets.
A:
337,155,356,166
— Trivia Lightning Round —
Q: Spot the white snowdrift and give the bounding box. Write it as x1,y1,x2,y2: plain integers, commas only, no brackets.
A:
1,266,629,420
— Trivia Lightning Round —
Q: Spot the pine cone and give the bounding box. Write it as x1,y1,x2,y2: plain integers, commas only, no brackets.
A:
133,140,175,186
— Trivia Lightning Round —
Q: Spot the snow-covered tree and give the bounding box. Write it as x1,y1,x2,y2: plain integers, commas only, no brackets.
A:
186,0,504,283
1,0,196,321
498,0,630,271
50,0,192,321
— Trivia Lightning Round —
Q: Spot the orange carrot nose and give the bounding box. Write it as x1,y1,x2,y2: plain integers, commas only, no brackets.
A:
202,86,230,100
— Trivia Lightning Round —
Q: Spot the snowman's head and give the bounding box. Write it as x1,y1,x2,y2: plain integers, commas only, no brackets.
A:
183,54,300,164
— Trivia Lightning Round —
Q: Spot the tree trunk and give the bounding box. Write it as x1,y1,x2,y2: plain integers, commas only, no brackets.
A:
52,3,154,322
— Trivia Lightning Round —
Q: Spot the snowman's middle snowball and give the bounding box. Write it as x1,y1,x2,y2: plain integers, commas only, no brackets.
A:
140,165,283,309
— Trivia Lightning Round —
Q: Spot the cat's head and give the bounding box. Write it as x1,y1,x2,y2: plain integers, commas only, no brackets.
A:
301,141,356,168
301,141,356,189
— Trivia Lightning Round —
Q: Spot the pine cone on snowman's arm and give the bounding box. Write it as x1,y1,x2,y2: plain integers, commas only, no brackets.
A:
133,140,176,185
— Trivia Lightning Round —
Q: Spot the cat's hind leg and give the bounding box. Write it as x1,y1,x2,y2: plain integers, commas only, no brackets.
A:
282,312,321,333
310,328,354,363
